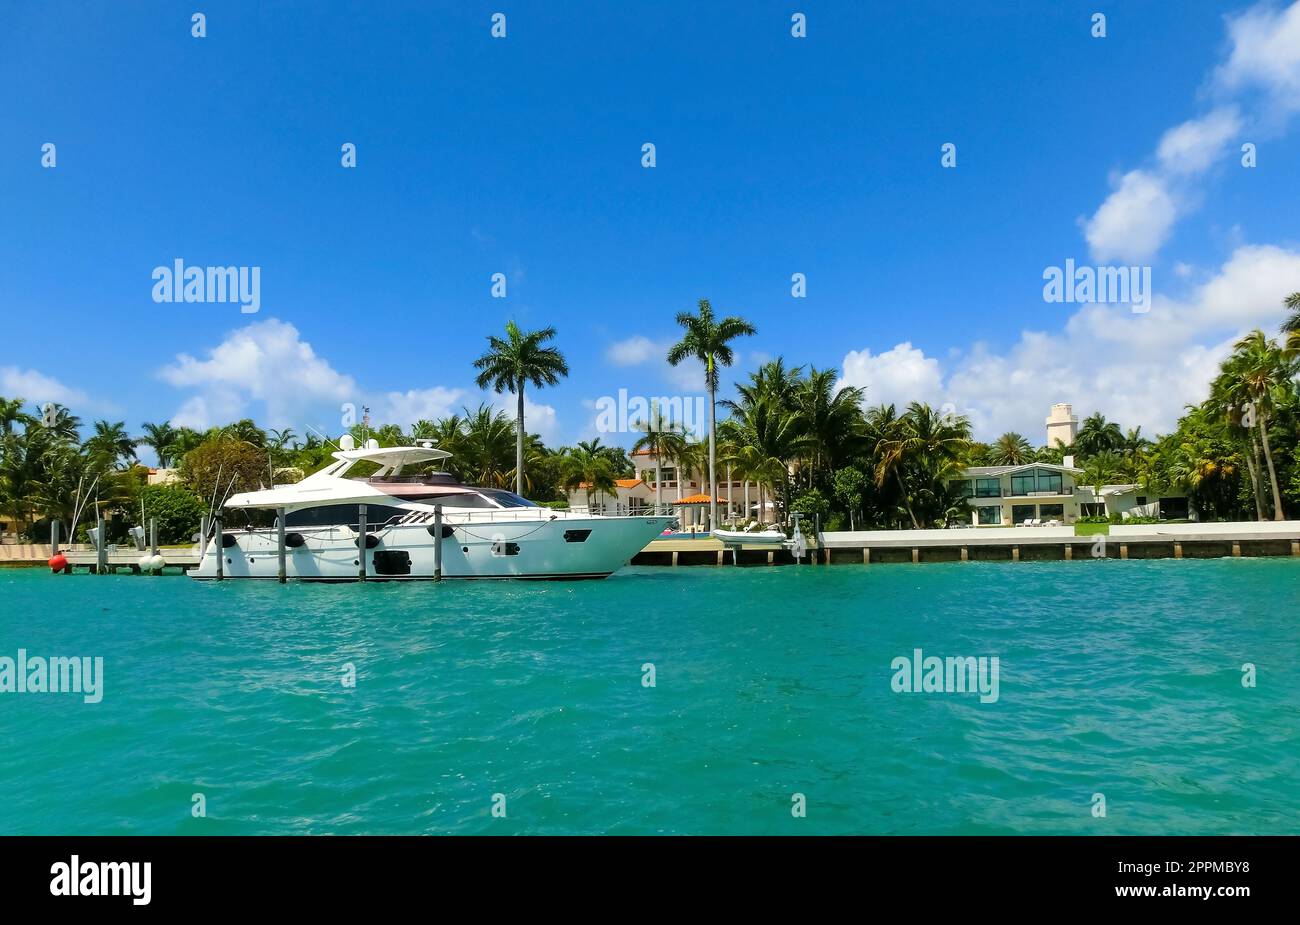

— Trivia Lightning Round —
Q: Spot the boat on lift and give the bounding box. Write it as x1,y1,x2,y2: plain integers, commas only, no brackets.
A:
189,436,676,581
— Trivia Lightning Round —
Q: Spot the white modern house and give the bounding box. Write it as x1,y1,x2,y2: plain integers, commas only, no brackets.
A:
950,458,1175,526
952,399,1193,525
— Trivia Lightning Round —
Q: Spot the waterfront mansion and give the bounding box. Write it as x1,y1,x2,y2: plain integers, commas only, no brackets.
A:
950,459,1188,526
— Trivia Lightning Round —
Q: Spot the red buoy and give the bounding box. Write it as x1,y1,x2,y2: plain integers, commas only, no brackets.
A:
48,554,68,573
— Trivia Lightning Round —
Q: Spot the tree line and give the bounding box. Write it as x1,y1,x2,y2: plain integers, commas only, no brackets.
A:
3,291,1299,542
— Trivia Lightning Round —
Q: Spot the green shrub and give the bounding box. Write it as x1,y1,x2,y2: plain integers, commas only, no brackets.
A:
789,488,830,526
141,484,207,544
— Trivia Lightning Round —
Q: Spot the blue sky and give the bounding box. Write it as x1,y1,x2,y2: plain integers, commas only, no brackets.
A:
3,0,1299,458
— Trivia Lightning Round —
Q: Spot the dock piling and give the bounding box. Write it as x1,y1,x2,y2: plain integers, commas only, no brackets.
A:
277,507,287,584
149,517,158,557
433,505,443,581
51,520,60,555
358,505,368,581
214,514,224,581
95,517,107,574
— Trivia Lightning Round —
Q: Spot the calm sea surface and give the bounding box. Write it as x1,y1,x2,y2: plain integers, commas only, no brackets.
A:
1,559,1297,835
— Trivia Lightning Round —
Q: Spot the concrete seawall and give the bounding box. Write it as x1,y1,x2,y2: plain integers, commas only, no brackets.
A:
632,522,1300,566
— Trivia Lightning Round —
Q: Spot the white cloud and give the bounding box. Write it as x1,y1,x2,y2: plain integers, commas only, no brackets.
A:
602,332,711,394
1214,1,1300,111
158,319,356,430
606,335,660,366
0,367,92,409
835,342,945,410
837,244,1300,440
1156,107,1242,174
494,392,561,445
1083,170,1178,263
664,356,707,393
1082,1,1300,263
376,387,466,429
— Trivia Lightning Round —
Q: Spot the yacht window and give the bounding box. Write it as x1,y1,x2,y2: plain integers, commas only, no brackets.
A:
285,504,407,528
394,492,498,509
476,489,538,508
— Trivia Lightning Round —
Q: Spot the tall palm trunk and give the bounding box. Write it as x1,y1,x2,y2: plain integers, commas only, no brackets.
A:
1245,436,1266,521
515,385,525,496
894,470,920,529
707,378,717,531
1257,414,1285,520
654,456,662,515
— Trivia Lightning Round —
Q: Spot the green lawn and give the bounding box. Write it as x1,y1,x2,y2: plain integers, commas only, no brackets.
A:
1074,522,1110,536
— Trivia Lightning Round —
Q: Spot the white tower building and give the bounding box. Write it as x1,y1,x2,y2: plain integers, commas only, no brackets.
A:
1046,403,1078,448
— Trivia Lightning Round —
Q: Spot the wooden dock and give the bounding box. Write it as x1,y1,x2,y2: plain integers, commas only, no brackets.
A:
0,544,200,573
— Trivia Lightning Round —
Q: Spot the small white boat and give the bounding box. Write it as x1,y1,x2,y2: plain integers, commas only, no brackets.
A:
712,528,787,546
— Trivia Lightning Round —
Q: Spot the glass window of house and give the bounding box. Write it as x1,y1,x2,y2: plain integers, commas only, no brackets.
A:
950,479,973,497
978,505,1001,525
1012,504,1036,523
1039,503,1064,518
1010,472,1036,495
976,478,1001,497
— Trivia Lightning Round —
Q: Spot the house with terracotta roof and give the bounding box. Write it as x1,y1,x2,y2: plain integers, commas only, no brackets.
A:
565,477,655,515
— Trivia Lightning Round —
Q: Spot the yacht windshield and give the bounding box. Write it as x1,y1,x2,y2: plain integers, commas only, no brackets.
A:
477,489,538,508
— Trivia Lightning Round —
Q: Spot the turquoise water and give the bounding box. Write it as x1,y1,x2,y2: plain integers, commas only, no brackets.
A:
1,559,1298,835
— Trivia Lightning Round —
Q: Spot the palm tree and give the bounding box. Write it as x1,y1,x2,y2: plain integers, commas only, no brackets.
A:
0,397,34,436
138,421,179,467
83,420,137,467
473,321,569,495
1121,427,1150,459
631,401,687,515
873,402,972,528
37,403,81,443
719,396,801,525
1075,413,1124,458
561,446,616,512
1229,330,1291,520
457,403,519,489
268,428,298,451
667,298,756,530
1280,290,1300,354
989,432,1033,466
1208,368,1267,520
1080,452,1123,518
791,368,866,481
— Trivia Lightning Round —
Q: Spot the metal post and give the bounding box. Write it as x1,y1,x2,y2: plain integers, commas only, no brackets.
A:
214,514,224,581
149,517,158,557
358,504,367,581
95,517,107,574
51,520,60,555
200,515,210,559
433,505,443,581
277,506,287,584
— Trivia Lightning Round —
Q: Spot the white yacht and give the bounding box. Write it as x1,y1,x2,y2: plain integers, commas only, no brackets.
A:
189,437,675,581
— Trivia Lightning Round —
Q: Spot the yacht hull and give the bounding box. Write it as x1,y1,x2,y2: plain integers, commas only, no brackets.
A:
188,515,673,581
